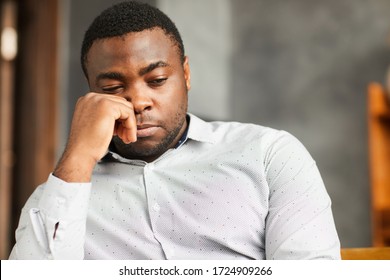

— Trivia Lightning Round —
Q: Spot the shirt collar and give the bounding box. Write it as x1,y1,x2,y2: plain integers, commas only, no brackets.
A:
186,113,216,144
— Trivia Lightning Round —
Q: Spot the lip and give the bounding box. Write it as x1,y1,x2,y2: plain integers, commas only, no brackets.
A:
136,124,160,138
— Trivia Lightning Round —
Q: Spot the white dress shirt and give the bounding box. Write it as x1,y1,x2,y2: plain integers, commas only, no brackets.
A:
9,114,340,260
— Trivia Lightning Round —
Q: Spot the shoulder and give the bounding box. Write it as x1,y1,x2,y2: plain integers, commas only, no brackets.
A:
189,114,296,146
188,114,313,165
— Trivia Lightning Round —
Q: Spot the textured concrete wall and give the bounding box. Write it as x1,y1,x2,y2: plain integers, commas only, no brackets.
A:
230,0,390,248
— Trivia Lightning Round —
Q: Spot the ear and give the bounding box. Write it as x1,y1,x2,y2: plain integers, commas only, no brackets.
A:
183,56,191,91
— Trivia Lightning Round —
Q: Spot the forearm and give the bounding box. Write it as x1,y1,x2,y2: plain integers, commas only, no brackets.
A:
53,148,97,183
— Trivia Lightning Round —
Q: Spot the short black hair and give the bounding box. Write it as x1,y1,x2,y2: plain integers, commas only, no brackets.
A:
81,1,185,77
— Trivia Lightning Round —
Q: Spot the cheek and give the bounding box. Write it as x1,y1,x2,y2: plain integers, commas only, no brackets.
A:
150,74,188,114
159,89,187,125
172,90,188,113
162,80,188,109
160,94,187,116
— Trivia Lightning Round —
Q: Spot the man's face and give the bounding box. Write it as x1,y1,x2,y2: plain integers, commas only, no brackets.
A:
85,28,191,161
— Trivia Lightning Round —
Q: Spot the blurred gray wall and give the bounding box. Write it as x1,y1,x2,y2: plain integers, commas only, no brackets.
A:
61,0,390,248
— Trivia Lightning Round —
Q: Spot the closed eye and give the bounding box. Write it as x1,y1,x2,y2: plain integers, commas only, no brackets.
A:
148,78,167,87
102,85,124,94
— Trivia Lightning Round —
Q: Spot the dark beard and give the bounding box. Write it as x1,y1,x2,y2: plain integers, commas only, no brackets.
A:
112,115,186,161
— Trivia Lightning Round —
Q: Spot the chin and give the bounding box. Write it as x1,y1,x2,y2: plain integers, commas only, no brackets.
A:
112,137,167,160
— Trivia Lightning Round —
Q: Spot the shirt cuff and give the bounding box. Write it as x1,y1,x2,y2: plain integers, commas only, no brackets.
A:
38,173,92,220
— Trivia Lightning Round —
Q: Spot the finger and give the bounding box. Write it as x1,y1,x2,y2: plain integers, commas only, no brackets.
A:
84,93,137,142
114,106,137,143
116,121,136,143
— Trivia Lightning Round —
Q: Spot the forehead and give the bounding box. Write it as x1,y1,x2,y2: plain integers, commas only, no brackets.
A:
85,28,180,75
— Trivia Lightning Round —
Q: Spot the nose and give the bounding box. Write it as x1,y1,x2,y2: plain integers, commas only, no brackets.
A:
121,89,152,114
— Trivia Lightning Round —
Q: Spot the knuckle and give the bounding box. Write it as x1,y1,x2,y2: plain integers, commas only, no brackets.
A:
84,92,96,98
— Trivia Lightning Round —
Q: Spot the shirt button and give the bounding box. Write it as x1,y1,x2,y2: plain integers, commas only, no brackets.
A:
152,203,160,212
56,197,66,205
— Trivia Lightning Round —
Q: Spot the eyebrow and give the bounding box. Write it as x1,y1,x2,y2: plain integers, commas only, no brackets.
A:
96,72,126,82
138,61,170,76
95,61,170,83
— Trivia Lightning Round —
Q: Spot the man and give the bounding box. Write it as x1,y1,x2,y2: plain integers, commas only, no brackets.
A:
9,1,340,259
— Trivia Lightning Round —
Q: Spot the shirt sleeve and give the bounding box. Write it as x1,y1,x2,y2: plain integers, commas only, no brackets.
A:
263,131,341,259
9,174,91,259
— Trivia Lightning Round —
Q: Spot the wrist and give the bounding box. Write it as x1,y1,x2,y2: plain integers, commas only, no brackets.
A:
53,149,98,183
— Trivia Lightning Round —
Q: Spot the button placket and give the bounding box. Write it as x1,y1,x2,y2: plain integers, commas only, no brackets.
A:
143,163,161,224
